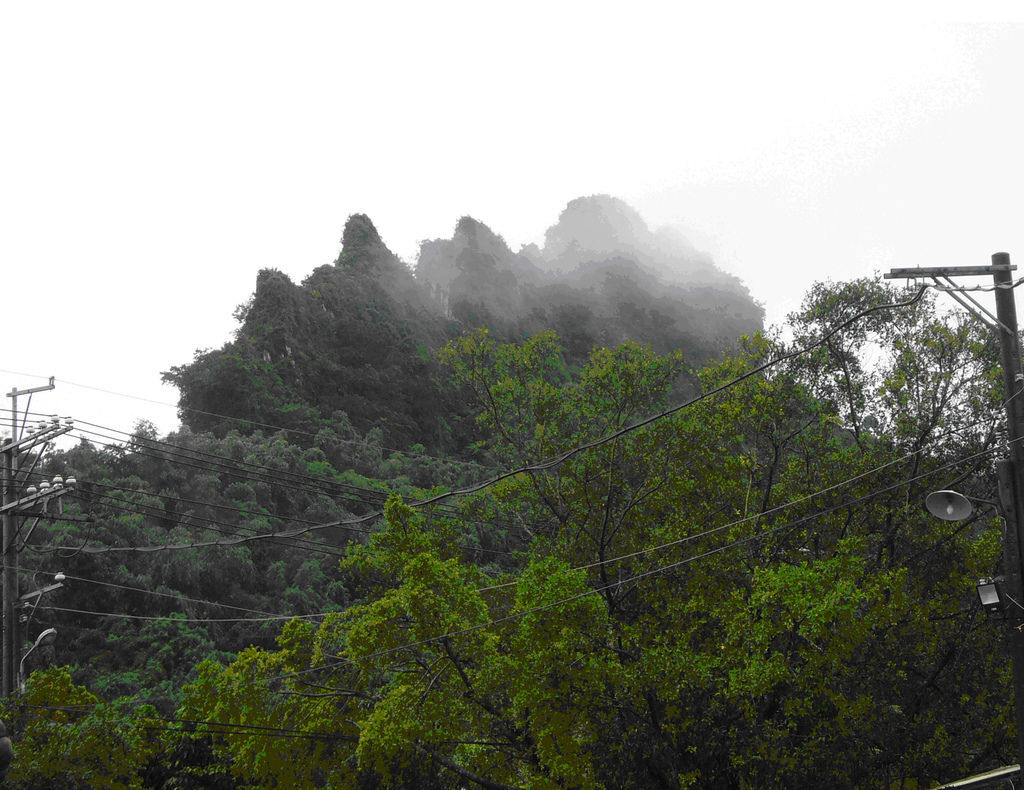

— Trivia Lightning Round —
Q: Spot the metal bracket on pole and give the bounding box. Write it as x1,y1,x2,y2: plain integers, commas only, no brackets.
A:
931,276,1011,334
0,485,73,515
0,424,72,457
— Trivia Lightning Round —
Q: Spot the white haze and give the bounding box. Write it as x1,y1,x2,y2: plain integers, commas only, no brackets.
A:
1,2,1022,440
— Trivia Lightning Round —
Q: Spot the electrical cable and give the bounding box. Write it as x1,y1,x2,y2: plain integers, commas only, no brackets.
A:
17,703,354,742
2,283,932,518
929,277,1024,293
62,433,503,532
475,447,925,592
12,474,517,563
67,421,393,494
3,565,292,618
43,477,518,559
79,416,489,490
37,605,331,624
66,426,388,509
26,286,936,556
60,425,503,531
38,490,351,559
265,439,1004,684
20,439,993,630
12,419,524,546
12,451,521,560
0,379,492,471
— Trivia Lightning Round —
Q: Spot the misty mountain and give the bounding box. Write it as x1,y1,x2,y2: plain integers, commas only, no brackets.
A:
416,195,763,363
165,197,763,448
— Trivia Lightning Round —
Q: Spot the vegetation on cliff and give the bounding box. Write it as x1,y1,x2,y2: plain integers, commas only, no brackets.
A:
1,201,1009,787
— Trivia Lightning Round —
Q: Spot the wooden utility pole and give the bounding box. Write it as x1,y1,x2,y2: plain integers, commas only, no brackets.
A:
1,441,13,699
1,380,71,697
886,253,1024,766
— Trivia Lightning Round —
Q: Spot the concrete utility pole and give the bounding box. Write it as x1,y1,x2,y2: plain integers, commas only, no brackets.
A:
886,253,1024,767
1,380,71,697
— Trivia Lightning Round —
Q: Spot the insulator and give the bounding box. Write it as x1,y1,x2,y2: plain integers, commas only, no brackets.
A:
39,481,50,490
25,486,37,495
52,475,63,486
66,477,77,486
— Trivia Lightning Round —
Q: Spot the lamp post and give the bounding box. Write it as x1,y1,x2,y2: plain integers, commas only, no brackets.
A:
18,627,56,694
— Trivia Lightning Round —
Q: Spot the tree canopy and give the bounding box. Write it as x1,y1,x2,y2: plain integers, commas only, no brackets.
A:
3,277,1015,788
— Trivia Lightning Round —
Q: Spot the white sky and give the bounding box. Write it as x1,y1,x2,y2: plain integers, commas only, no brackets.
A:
2,2,1023,442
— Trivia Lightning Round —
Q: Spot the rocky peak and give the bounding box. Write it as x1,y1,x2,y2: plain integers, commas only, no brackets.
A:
542,195,650,270
337,214,403,274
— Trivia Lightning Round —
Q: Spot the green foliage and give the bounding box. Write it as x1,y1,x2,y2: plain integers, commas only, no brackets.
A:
19,275,1015,788
162,292,1003,787
1,667,159,789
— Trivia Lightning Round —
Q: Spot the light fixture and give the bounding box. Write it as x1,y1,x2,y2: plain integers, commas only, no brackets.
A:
19,627,58,694
925,490,974,522
978,577,1006,618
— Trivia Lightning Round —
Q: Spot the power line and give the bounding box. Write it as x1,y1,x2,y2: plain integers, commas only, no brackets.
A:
27,287,935,556
2,284,931,508
260,442,999,685
4,566,289,618
70,420,395,494
45,488,352,559
475,447,926,592
21,420,1003,681
61,425,505,531
65,426,388,509
19,469,519,559
38,605,331,624
0,377,492,472
10,420,522,553
23,440,983,629
18,703,355,742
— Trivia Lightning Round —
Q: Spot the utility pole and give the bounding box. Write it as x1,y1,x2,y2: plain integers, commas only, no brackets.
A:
886,253,1024,767
1,380,72,697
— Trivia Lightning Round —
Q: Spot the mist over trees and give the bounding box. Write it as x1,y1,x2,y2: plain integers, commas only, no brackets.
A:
165,196,763,449
4,199,1012,788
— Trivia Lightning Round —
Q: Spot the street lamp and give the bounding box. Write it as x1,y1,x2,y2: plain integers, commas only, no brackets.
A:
18,627,56,694
925,490,974,522
925,489,1014,618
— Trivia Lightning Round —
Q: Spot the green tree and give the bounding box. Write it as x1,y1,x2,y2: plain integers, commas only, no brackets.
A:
1,667,159,789
30,277,1012,788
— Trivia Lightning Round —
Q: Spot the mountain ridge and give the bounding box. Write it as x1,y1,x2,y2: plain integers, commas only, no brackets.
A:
163,196,764,449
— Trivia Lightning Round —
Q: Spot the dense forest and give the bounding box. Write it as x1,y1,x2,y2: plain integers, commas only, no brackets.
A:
0,199,1013,788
